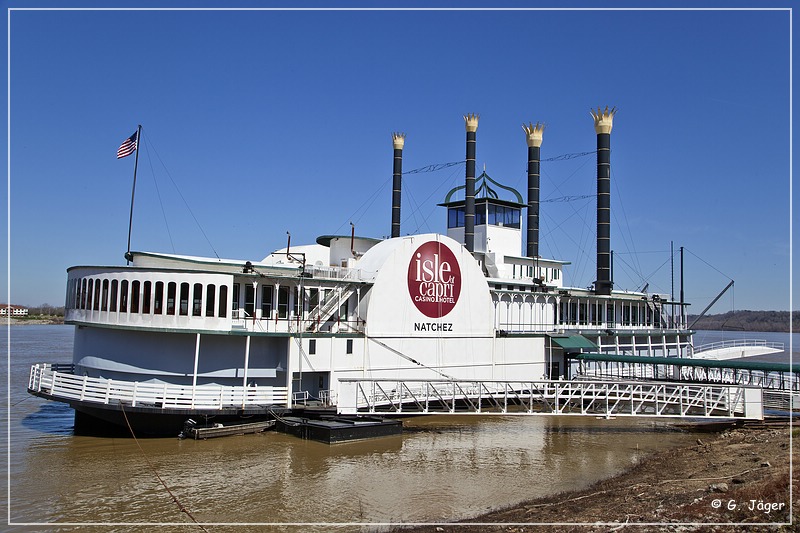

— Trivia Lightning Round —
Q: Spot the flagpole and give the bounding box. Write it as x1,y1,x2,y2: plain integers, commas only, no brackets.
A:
125,124,142,264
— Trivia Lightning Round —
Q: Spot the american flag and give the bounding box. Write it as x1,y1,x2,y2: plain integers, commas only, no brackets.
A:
117,130,138,159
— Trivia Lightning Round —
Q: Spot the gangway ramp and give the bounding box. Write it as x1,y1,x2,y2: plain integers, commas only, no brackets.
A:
337,379,763,420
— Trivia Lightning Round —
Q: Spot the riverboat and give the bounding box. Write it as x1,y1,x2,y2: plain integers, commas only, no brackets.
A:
29,109,708,435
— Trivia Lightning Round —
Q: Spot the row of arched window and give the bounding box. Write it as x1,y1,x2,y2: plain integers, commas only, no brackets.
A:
67,277,230,319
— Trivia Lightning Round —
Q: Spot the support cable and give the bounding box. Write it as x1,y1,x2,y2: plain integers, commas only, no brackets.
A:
610,166,644,282
402,160,464,174
142,143,176,253
365,335,455,381
142,133,220,259
683,247,733,281
541,150,597,162
332,176,391,236
402,163,463,234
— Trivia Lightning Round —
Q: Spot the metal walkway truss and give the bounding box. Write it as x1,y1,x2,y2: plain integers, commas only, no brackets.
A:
337,379,763,420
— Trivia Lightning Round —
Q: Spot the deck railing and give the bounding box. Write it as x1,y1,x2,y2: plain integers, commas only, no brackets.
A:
28,363,289,410
693,339,785,354
337,378,763,420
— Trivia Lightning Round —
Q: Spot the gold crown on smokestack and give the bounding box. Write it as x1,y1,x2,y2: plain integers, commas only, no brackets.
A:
591,106,617,134
464,113,480,132
522,122,545,147
392,132,406,150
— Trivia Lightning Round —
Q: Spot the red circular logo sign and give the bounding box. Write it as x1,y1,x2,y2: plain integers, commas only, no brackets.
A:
407,241,462,318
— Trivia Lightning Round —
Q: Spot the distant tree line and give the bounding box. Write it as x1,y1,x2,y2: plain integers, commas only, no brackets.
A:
27,304,65,317
687,310,797,333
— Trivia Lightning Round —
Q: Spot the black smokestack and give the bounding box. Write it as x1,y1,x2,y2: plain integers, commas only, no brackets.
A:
523,122,544,258
591,106,617,296
464,114,479,253
391,133,405,238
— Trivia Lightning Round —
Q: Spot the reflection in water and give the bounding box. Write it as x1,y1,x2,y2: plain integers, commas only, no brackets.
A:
13,411,699,527
9,327,704,528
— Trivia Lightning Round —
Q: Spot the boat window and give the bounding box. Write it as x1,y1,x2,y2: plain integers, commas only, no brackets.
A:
261,285,273,319
131,280,140,313
346,339,353,354
93,279,101,311
179,282,190,316
153,281,162,314
309,288,319,311
101,279,109,311
475,202,487,226
193,283,203,316
206,284,216,317
144,281,153,314
86,279,93,310
487,204,521,229
167,282,177,315
218,285,228,318
110,280,118,312
80,279,87,309
447,207,465,228
277,286,289,319
293,287,301,317
309,339,316,355
244,284,255,318
230,283,240,312
120,280,128,313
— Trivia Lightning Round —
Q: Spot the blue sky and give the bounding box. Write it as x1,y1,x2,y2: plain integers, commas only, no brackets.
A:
4,4,795,312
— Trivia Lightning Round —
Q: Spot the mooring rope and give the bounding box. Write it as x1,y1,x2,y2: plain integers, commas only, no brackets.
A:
267,406,301,427
119,403,209,532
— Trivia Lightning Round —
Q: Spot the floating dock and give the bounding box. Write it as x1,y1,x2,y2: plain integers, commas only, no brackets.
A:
182,420,275,440
275,416,402,444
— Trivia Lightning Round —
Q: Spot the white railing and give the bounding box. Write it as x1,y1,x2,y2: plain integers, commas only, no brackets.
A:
28,363,289,410
337,379,763,420
693,339,785,354
677,366,799,391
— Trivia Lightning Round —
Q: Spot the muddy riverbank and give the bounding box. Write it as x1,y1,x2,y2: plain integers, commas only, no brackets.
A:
400,422,796,532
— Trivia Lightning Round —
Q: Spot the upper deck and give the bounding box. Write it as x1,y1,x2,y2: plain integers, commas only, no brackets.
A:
64,248,687,338
65,251,373,335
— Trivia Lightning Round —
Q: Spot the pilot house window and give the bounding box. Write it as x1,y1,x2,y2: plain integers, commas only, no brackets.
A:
447,207,465,228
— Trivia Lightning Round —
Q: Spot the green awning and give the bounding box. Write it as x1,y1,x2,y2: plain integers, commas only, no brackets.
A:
547,334,597,350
